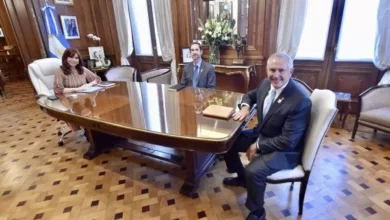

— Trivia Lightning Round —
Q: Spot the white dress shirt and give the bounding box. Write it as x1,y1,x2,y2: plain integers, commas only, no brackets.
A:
241,81,289,151
241,82,288,112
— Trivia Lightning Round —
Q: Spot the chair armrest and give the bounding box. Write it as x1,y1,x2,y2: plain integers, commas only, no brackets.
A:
240,104,257,130
360,84,390,112
141,68,170,82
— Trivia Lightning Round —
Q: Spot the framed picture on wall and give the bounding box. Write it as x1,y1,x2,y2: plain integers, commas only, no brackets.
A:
182,48,192,63
0,28,4,37
88,46,105,60
60,16,80,39
54,0,74,5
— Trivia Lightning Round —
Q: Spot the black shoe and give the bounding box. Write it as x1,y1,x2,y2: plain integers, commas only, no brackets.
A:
226,168,236,174
223,177,246,188
246,212,265,220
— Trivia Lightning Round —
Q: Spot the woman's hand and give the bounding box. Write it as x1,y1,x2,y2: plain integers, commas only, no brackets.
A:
90,79,98,85
78,83,93,91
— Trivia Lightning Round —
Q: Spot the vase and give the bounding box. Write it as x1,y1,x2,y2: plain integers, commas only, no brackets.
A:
209,44,220,65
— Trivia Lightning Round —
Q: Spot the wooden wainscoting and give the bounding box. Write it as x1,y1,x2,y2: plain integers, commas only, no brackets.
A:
135,56,171,74
293,60,328,90
172,0,280,90
2,0,121,66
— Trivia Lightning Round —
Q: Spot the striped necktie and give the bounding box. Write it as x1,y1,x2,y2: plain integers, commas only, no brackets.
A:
263,89,277,118
192,65,199,87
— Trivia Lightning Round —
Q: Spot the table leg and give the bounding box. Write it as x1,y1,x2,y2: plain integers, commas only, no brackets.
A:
342,102,351,129
83,129,124,160
180,151,216,197
339,102,344,121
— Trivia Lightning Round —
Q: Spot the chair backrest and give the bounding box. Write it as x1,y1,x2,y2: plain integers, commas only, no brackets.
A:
360,84,390,112
140,68,171,85
28,58,62,97
105,65,136,82
302,89,338,171
293,78,313,96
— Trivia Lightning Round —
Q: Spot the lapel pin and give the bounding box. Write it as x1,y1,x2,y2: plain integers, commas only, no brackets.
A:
277,97,284,103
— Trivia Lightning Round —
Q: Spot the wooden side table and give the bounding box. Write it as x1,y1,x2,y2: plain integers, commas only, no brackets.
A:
90,67,109,81
335,92,352,129
0,70,5,100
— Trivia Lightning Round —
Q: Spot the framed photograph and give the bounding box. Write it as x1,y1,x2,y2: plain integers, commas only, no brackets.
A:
88,46,105,60
54,0,73,5
0,28,4,37
182,48,192,63
60,16,80,39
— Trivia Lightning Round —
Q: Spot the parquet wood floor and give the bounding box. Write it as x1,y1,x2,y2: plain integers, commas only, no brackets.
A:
1,81,390,220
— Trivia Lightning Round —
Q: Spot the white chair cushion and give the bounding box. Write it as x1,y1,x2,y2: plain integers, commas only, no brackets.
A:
28,58,61,96
148,70,171,85
106,66,135,82
141,68,170,83
302,89,337,171
267,165,305,181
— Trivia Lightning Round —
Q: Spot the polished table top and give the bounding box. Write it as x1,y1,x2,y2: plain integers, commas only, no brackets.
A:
38,82,245,146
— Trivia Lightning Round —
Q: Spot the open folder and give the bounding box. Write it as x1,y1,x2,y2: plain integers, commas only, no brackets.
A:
77,86,102,93
202,105,234,119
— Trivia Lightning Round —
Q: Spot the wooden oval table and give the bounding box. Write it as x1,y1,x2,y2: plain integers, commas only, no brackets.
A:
37,81,246,196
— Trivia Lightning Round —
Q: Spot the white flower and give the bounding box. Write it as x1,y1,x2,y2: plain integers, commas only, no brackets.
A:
202,35,205,39
92,36,98,41
87,34,93,38
96,37,101,41
198,27,203,31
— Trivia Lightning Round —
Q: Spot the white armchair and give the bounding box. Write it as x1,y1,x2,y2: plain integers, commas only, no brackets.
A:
105,65,137,82
28,58,62,97
352,84,390,139
266,89,338,215
28,58,72,146
140,68,171,85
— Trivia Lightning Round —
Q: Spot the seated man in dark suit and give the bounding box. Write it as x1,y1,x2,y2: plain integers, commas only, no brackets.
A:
180,42,216,89
223,52,312,220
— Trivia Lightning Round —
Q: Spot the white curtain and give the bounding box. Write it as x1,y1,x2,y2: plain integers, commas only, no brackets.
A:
152,0,177,84
276,0,308,59
112,0,133,65
374,0,390,85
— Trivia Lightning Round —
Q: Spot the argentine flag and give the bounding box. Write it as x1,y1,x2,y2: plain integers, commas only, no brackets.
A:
41,5,69,58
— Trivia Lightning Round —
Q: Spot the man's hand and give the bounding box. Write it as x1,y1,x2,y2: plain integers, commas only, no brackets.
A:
246,143,257,161
232,106,250,121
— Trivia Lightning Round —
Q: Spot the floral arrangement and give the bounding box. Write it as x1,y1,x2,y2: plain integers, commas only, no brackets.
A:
196,16,235,64
87,34,101,45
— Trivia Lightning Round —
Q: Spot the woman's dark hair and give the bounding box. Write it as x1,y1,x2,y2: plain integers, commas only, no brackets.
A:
61,48,84,75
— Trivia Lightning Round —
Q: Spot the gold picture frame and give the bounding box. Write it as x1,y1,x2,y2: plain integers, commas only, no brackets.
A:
54,0,74,6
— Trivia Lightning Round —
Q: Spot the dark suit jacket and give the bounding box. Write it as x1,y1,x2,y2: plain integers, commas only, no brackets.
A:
180,60,216,89
242,79,312,170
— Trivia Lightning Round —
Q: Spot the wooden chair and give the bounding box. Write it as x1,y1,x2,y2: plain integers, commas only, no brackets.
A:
265,89,338,215
351,84,390,139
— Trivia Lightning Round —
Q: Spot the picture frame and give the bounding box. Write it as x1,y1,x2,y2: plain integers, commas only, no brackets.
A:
60,15,80,39
54,0,74,6
0,28,4,37
182,48,192,63
88,46,105,60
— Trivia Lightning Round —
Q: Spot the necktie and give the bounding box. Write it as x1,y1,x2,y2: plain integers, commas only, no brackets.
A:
263,89,277,119
192,65,199,87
